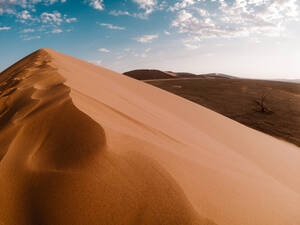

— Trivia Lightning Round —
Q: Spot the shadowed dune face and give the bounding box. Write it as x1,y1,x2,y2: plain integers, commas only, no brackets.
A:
0,50,106,168
0,49,212,225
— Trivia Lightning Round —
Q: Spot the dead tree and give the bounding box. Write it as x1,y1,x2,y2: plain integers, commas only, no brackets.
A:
254,89,272,113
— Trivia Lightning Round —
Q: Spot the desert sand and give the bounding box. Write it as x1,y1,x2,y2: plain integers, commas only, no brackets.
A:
0,48,299,225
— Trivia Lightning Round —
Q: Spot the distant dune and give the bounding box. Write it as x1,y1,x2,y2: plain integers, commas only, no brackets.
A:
1,49,300,225
124,69,234,80
276,79,300,83
123,69,178,80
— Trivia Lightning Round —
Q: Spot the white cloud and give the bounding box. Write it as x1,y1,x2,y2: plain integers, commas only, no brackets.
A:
183,43,201,50
99,23,125,30
65,17,77,23
134,34,158,43
21,28,35,33
98,48,110,53
109,10,149,19
0,0,67,10
40,12,76,24
22,35,41,40
89,0,104,11
132,0,157,15
169,0,195,11
41,11,63,24
109,10,131,16
51,28,62,33
18,10,32,20
171,0,300,43
134,53,147,58
182,35,202,49
44,0,67,4
164,31,170,35
197,8,209,17
122,47,151,58
183,38,201,50
172,10,194,28
16,9,41,24
0,26,11,31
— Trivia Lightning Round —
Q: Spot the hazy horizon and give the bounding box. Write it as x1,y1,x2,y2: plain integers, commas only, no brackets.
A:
0,0,300,80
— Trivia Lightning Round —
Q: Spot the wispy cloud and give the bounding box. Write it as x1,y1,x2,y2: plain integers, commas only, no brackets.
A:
51,28,62,33
0,0,67,12
99,23,125,30
182,36,201,50
134,34,158,43
169,0,195,11
109,10,131,16
21,28,35,33
133,47,152,58
40,12,76,25
65,17,77,23
88,0,104,11
22,35,41,41
183,42,201,50
0,26,11,31
109,0,163,19
132,0,157,15
98,48,110,53
172,0,300,43
109,10,149,19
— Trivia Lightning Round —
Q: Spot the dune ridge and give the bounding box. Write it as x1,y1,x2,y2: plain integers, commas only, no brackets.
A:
0,49,213,225
0,48,300,225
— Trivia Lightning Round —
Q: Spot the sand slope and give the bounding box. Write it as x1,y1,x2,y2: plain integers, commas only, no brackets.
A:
0,49,300,225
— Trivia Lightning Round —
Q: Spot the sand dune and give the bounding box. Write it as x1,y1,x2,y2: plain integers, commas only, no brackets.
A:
124,69,234,80
0,49,300,225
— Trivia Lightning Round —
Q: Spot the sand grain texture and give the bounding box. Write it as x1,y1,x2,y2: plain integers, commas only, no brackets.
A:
0,49,300,225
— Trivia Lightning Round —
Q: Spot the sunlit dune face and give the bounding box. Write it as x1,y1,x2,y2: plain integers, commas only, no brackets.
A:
0,48,299,225
0,49,211,225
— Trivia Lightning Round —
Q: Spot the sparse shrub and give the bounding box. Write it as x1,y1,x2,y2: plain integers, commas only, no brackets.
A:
254,89,273,114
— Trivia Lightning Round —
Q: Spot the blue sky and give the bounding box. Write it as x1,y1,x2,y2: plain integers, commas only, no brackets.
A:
0,0,299,79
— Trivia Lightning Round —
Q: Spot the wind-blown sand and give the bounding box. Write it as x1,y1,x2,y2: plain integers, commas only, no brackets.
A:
0,48,299,225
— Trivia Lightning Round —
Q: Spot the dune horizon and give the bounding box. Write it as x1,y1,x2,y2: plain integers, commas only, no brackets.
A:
0,48,300,225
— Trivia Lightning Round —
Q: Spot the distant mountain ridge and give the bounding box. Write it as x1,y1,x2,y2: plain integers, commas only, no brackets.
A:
123,69,177,80
123,69,235,80
275,79,300,83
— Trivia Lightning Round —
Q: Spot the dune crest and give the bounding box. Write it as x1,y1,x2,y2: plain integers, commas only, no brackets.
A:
0,48,300,225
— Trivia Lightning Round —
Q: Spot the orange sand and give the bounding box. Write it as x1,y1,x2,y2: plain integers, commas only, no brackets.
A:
0,49,299,225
